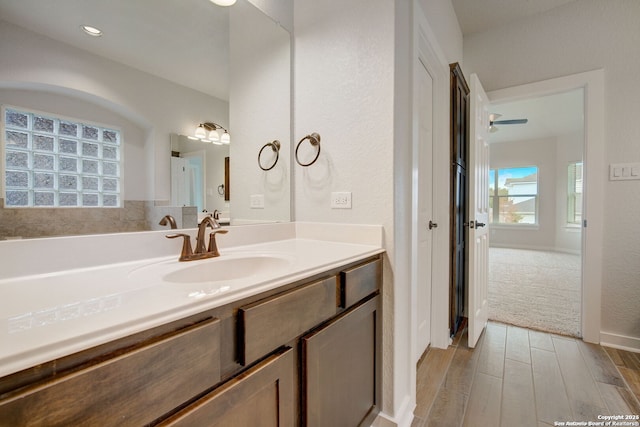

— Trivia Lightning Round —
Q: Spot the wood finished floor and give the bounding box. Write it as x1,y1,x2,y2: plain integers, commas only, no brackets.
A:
413,322,640,427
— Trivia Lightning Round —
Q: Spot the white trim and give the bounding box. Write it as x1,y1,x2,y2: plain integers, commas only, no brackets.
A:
600,332,640,353
488,69,605,344
373,395,415,427
414,0,450,352
489,242,581,255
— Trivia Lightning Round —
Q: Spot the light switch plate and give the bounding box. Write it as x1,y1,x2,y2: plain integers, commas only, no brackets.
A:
610,162,640,181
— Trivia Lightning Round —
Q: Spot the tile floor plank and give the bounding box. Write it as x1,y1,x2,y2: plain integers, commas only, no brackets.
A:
604,347,624,366
501,359,537,427
414,346,456,419
552,337,608,420
618,366,640,403
425,389,467,427
596,382,639,415
462,372,502,427
577,340,626,387
529,329,554,351
506,325,532,364
531,347,573,424
443,346,478,395
416,322,639,427
476,322,507,378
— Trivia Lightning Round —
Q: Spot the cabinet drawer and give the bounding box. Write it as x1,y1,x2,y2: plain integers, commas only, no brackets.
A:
0,317,221,427
160,347,295,427
239,276,337,365
340,258,381,308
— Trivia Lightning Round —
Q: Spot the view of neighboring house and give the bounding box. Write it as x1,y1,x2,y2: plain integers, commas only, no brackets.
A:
503,172,537,224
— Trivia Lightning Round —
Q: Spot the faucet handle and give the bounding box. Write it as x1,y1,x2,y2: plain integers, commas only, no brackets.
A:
207,229,228,257
166,233,193,261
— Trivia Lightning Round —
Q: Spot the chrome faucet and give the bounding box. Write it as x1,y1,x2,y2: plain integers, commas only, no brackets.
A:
166,216,227,262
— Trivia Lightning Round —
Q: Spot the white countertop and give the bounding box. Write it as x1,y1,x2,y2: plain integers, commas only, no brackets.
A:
0,223,384,378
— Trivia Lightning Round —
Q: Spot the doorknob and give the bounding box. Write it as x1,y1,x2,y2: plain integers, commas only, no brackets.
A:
428,220,438,230
475,221,486,228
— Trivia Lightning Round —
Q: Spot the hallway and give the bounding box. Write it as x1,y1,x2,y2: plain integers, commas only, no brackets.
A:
413,322,640,427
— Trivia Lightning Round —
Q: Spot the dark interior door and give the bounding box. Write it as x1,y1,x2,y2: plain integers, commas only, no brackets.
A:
449,63,469,337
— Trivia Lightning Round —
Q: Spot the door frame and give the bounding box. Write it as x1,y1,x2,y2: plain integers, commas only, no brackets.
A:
487,70,604,343
411,2,451,358
413,56,434,363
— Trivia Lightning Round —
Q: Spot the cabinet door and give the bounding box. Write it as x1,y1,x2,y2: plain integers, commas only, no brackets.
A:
161,347,295,427
0,317,221,427
302,296,379,427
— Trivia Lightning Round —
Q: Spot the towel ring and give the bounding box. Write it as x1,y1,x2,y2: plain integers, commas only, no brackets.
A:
295,132,321,167
217,184,225,195
258,140,281,171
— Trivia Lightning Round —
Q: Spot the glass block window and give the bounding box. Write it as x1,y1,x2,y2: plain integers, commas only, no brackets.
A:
3,107,121,207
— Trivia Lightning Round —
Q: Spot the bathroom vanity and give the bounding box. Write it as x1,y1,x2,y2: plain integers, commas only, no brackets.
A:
0,223,384,426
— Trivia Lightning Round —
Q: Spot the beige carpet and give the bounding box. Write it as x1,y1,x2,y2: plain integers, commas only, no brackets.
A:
488,248,582,337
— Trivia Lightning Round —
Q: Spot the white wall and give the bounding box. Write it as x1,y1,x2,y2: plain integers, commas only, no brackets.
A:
462,0,640,345
294,0,398,417
294,0,463,423
230,1,291,224
248,0,293,33
0,20,228,203
416,0,463,65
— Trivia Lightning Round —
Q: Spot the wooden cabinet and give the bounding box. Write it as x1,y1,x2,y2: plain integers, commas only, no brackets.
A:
450,62,470,337
238,276,337,366
0,255,382,426
160,347,295,427
302,296,380,427
0,317,221,427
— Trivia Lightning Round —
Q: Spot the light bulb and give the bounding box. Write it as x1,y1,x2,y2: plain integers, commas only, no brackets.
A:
194,125,206,139
209,129,220,142
210,0,236,6
221,131,231,144
81,25,103,37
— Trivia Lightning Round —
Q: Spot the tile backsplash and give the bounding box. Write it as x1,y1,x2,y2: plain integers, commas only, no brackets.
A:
0,199,197,239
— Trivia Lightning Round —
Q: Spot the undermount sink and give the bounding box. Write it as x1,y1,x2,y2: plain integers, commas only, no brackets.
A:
128,253,296,286
163,255,293,283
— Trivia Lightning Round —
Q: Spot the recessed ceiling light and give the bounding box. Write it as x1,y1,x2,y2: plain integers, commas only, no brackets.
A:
81,25,103,37
209,0,236,6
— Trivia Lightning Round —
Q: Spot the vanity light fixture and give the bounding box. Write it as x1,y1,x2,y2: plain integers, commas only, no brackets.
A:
194,122,230,145
81,25,103,37
209,0,237,6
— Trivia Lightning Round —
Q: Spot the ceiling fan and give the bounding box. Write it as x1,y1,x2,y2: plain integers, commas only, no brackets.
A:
489,113,528,133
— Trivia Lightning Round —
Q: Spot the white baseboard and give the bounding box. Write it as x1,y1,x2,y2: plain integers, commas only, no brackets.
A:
489,243,580,255
371,396,415,427
600,331,640,353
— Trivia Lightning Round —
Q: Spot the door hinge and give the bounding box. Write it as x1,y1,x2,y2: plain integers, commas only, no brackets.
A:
583,219,587,228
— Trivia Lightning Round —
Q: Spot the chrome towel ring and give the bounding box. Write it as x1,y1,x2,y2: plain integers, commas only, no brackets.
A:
258,140,281,171
295,132,321,167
